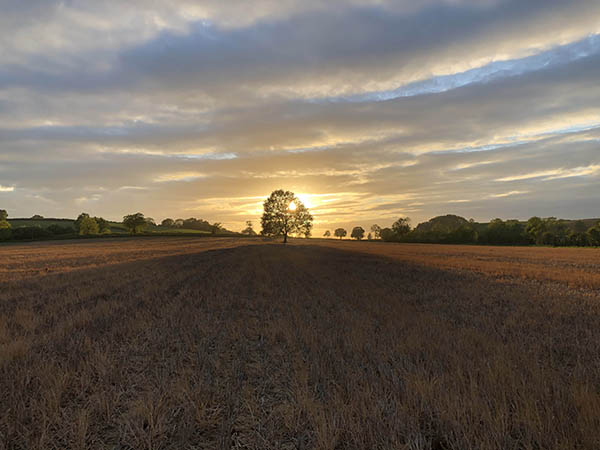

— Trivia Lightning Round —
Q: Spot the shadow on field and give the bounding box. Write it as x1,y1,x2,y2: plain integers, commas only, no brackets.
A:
1,243,599,449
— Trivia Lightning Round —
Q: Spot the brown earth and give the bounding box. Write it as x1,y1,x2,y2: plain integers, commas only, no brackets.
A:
1,237,599,449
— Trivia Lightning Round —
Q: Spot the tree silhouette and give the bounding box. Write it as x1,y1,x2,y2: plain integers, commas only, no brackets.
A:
210,222,223,235
323,230,331,237
334,228,347,239
370,224,381,239
242,220,257,235
351,226,365,240
392,217,411,236
260,190,313,243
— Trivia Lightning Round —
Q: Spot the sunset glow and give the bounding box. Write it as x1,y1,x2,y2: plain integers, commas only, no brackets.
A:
0,1,598,235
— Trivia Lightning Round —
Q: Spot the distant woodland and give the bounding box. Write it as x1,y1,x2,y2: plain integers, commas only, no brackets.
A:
335,215,600,247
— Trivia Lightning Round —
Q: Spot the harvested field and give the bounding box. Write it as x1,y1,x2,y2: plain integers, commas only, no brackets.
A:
1,237,600,449
310,239,600,291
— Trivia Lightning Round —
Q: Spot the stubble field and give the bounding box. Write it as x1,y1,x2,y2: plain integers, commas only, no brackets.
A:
1,237,599,449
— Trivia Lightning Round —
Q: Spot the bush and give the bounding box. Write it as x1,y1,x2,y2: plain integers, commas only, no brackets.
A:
0,227,11,241
12,226,52,240
47,224,76,235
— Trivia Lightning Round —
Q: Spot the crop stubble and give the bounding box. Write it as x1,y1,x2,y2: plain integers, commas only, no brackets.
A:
1,237,599,449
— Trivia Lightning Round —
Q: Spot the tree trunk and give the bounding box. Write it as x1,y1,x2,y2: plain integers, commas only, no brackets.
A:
283,233,287,243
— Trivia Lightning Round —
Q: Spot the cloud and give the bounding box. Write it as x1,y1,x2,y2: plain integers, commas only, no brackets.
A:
0,0,599,232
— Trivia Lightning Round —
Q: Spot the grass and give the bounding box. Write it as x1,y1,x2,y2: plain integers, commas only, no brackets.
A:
1,238,599,449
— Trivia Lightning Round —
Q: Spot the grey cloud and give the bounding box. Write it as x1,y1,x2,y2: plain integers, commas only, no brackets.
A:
1,0,599,232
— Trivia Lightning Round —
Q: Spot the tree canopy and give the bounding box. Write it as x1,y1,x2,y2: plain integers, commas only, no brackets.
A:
242,220,257,236
351,226,365,240
123,213,147,234
79,216,99,235
392,218,411,236
334,228,347,239
260,190,313,243
370,224,381,239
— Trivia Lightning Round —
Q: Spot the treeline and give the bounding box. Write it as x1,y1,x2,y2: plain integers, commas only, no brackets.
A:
159,217,223,234
0,209,229,242
324,215,600,247
0,210,115,241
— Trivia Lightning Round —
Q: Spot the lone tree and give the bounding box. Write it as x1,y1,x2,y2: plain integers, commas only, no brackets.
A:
123,213,147,234
261,189,313,243
323,230,331,238
351,226,365,240
370,224,381,239
0,209,7,221
334,228,347,239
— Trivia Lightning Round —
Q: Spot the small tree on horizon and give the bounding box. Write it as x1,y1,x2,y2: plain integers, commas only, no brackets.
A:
392,217,411,236
79,216,99,235
370,224,381,239
323,230,331,238
0,209,7,221
94,217,111,234
588,222,600,246
334,228,347,239
123,213,147,234
75,213,90,233
242,220,257,235
351,226,365,240
260,190,313,243
210,222,223,235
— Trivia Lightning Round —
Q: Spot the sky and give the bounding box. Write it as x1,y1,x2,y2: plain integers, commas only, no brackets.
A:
1,0,599,235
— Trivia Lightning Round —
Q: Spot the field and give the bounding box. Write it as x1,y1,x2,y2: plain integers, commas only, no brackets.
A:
1,238,599,449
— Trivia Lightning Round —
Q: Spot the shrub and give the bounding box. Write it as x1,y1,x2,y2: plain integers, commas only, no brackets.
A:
0,220,11,241
47,224,76,235
12,226,52,240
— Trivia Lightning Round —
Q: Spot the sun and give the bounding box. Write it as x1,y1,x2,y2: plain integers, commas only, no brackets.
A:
289,201,297,211
295,193,313,209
